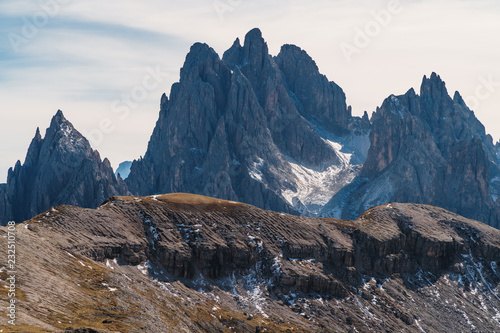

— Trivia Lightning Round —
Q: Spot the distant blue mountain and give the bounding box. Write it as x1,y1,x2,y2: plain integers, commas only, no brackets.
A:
115,161,132,180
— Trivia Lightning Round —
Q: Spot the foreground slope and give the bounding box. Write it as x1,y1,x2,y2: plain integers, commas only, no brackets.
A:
1,194,500,332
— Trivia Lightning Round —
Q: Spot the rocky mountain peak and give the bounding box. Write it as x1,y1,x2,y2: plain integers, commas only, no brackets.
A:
326,72,500,229
102,157,112,169
45,110,91,153
49,110,73,135
232,36,241,48
275,43,351,134
51,109,66,124
420,72,448,98
420,72,452,111
419,72,454,120
362,110,370,122
22,127,44,171
242,28,268,66
405,87,417,97
453,90,466,105
223,28,269,74
48,110,84,141
180,43,225,82
160,92,168,112
244,27,264,43
0,110,128,224
127,28,366,216
278,44,320,73
30,126,43,147
34,126,42,140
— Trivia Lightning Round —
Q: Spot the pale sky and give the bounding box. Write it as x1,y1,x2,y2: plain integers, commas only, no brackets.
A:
1,0,499,182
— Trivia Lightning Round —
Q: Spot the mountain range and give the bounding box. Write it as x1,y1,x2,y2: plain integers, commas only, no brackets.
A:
1,28,499,230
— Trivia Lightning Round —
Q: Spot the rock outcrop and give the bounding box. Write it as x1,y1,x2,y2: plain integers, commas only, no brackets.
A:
0,110,128,224
325,73,500,229
3,194,500,332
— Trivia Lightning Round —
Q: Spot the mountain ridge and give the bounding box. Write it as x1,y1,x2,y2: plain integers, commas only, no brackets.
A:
2,193,500,332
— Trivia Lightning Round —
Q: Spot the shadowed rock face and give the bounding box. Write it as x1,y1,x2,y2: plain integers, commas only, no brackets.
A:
125,41,296,214
324,73,500,229
0,110,128,224
3,194,500,332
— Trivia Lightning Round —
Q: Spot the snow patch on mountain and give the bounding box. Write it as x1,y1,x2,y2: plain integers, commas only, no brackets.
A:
313,123,371,165
249,158,265,182
281,140,361,216
61,123,73,137
324,139,352,165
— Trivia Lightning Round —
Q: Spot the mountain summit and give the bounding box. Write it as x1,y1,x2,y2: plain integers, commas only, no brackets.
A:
324,73,500,228
0,110,128,224
125,29,500,228
125,28,369,216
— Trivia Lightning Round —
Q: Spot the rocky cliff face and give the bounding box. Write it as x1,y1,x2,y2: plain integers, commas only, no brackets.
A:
0,110,128,224
126,28,368,216
3,194,500,332
325,73,500,229
275,43,351,135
